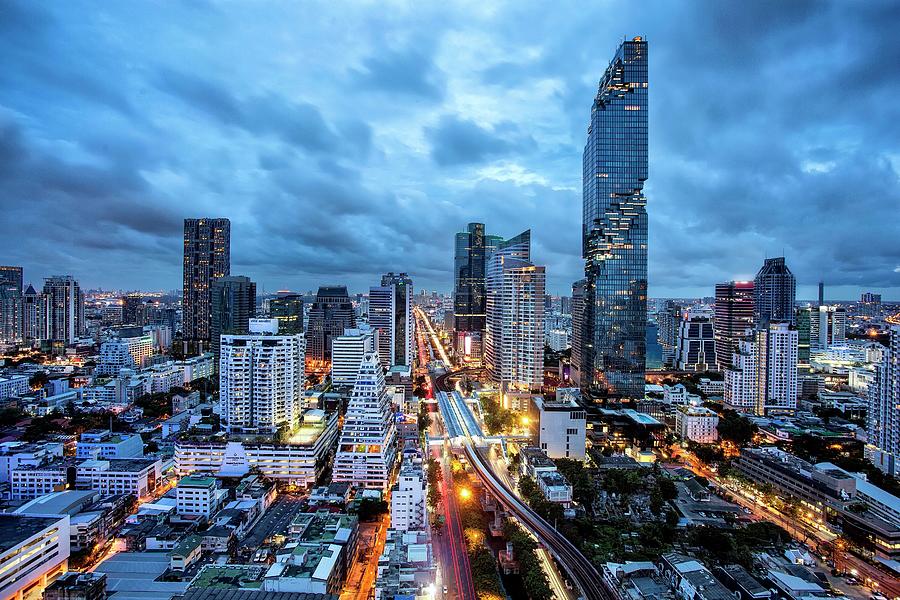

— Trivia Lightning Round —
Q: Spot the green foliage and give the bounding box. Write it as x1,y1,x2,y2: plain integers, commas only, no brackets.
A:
504,522,553,600
28,371,49,390
518,476,563,523
426,458,442,509
0,408,25,428
134,392,171,419
657,476,678,501
601,468,643,497
717,410,758,445
479,394,516,435
555,458,594,507
355,498,388,521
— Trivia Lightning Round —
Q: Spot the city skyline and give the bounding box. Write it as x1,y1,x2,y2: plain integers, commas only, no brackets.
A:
2,2,899,298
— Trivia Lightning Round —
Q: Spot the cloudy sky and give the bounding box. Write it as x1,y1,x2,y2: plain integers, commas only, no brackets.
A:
2,0,899,299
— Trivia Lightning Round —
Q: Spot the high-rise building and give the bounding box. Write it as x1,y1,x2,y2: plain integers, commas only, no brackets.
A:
369,273,413,368
331,327,377,387
333,353,397,490
453,223,488,358
867,325,899,476
724,337,758,413
219,319,305,434
859,292,883,318
41,276,84,344
810,305,847,352
306,286,356,366
210,275,256,361
21,284,39,341
796,307,812,368
714,281,755,371
675,307,716,372
182,218,231,346
0,267,23,296
270,293,304,334
657,300,681,369
390,464,426,532
97,327,154,376
569,280,587,387
818,281,825,307
755,322,798,415
484,231,545,392
753,257,796,326
581,36,648,401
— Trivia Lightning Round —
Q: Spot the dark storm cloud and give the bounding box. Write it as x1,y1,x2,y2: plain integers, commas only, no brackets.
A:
0,0,898,297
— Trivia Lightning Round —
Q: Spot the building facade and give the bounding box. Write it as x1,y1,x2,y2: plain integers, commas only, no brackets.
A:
674,307,716,372
210,275,256,360
41,276,85,344
220,319,305,433
331,327,377,387
182,218,231,345
333,353,397,489
755,322,798,415
868,325,899,476
581,37,648,401
753,257,795,326
270,293,304,334
306,286,356,366
369,273,413,368
714,281,754,371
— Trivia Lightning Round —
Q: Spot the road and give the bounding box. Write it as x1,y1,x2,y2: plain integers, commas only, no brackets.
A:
240,494,305,550
341,513,390,600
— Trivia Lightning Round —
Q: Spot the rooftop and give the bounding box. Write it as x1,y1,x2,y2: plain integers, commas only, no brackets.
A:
179,476,217,489
0,514,65,554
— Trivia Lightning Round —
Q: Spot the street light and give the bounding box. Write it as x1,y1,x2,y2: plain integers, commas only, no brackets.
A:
459,487,472,501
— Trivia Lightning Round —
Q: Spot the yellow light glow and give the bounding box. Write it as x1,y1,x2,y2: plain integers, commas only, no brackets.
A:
459,488,472,501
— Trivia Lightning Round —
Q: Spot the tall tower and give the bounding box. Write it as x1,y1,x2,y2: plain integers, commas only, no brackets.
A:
210,275,256,361
182,218,231,348
370,273,413,368
41,275,84,344
867,325,900,476
453,222,487,358
753,257,796,327
306,286,356,366
581,36,649,401
714,281,755,371
269,293,304,334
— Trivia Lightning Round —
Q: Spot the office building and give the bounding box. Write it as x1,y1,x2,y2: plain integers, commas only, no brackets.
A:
546,328,569,352
176,476,219,519
0,266,22,296
810,305,847,352
210,275,256,360
333,353,397,489
484,230,545,392
76,430,144,459
674,307,716,372
753,257,795,326
306,286,356,366
220,319,305,433
796,306,812,367
534,390,586,460
331,327,377,387
182,218,231,346
724,338,758,413
0,514,70,600
270,293,304,334
369,273,413,368
41,276,84,344
657,300,681,369
867,324,899,476
714,281,754,371
453,222,488,358
570,279,587,386
581,37,648,401
121,295,145,326
21,284,39,340
390,464,426,532
755,322,798,415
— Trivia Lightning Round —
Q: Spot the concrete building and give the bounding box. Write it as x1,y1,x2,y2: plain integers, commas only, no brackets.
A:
810,305,847,352
331,327,376,387
675,307,716,372
724,337,758,413
675,405,719,444
0,514,70,600
657,300,682,369
269,293,304,334
755,322,798,415
175,410,338,487
210,275,256,361
176,476,220,519
0,375,28,400
76,430,143,460
484,230,545,393
97,327,154,376
534,390,586,460
868,324,899,476
374,529,436,600
182,218,231,347
306,286,356,366
41,276,85,344
42,571,106,600
753,257,796,327
220,319,305,434
333,353,397,490
390,464,426,532
714,281,754,371
546,328,569,352
369,273,413,368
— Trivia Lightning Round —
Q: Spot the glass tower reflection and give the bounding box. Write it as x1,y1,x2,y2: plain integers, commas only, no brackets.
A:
582,37,648,401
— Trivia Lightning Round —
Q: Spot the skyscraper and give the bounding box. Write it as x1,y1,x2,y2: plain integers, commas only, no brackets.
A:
331,327,377,387
306,286,356,365
210,275,256,361
369,273,413,368
220,319,305,434
753,257,796,326
656,300,681,368
581,36,648,401
453,222,487,358
333,353,397,490
867,324,899,476
41,276,84,344
0,266,23,296
0,266,24,344
818,281,825,307
755,322,798,415
269,293,304,334
182,218,231,347
675,307,716,372
484,231,545,392
810,305,847,352
569,280,587,387
714,281,755,371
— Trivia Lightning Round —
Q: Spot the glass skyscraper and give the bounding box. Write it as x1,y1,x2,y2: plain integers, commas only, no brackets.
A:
580,37,648,401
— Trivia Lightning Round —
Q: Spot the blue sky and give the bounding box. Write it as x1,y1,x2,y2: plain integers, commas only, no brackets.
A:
1,0,898,299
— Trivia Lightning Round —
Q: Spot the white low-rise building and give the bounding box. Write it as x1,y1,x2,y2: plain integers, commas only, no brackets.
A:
534,390,586,460
390,464,426,532
536,470,573,506
76,430,143,459
0,514,70,600
176,476,220,519
0,375,29,400
675,405,720,444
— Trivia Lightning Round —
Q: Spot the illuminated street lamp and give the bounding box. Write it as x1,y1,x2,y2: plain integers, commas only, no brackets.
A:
459,487,472,501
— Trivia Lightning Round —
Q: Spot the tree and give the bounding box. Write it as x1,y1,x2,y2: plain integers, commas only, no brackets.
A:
717,410,758,446
28,371,49,391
